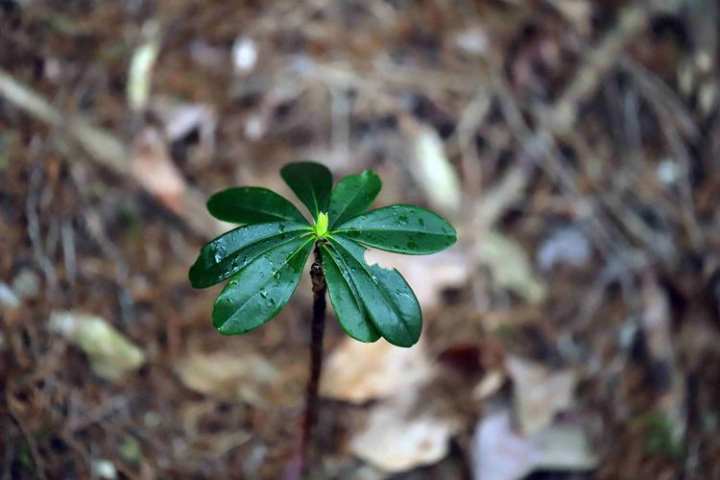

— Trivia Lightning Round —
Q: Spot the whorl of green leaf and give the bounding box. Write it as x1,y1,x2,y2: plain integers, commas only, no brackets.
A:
190,161,457,347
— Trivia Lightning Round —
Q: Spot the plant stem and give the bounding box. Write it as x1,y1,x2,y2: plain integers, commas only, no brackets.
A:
287,246,326,479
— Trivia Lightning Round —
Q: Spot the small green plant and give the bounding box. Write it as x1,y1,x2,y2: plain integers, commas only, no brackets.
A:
189,161,457,475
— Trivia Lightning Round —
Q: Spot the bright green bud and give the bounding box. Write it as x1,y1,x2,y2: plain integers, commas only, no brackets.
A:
314,212,329,238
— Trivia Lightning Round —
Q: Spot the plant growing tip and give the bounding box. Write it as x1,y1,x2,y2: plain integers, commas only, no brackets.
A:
189,161,457,476
313,212,329,239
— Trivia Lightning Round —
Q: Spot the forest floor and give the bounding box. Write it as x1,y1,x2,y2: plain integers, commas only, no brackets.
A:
1,1,720,479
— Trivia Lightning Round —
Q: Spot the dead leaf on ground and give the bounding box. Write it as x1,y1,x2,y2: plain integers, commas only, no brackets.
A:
127,21,161,112
130,127,187,214
49,311,145,382
472,409,597,480
473,231,547,304
506,355,577,435
321,339,434,404
175,351,280,405
406,120,461,215
350,389,460,473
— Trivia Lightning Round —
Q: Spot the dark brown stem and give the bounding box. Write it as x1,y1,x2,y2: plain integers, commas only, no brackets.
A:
286,245,326,479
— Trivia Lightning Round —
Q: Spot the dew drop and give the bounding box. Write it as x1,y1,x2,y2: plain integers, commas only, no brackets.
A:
213,246,226,263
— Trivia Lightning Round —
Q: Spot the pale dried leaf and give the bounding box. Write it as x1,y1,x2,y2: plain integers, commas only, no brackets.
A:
472,410,597,480
474,231,547,304
128,21,161,112
507,355,577,435
130,127,187,214
175,352,279,405
410,123,461,214
351,390,459,472
49,311,145,382
321,339,433,404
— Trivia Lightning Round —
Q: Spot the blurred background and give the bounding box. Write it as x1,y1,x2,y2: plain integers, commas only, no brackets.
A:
1,1,720,479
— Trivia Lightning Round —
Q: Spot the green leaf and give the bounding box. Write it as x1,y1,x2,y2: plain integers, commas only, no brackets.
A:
332,205,457,254
328,169,382,228
213,236,314,335
207,187,308,225
281,162,332,219
320,244,380,343
328,236,422,347
189,222,311,288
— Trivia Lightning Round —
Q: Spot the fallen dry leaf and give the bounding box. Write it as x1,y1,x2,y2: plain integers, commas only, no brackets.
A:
127,21,161,112
175,351,280,405
321,339,434,404
506,355,577,435
474,231,547,304
472,409,597,480
130,127,187,214
408,121,461,215
350,389,459,472
49,311,145,382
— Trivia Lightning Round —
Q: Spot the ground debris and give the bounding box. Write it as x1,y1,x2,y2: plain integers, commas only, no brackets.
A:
472,409,597,480
49,311,145,382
